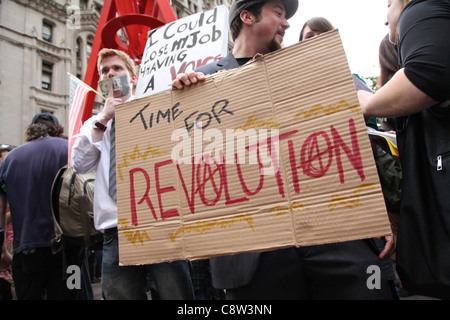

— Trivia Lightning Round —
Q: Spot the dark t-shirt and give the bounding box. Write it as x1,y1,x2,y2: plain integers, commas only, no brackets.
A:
236,57,252,66
394,0,450,297
0,137,68,253
398,0,450,102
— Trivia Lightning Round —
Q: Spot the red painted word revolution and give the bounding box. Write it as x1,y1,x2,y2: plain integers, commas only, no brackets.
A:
125,117,365,227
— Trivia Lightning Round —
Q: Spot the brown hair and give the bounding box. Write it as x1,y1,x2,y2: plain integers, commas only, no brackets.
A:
378,34,399,89
299,17,335,41
97,48,137,78
25,123,64,142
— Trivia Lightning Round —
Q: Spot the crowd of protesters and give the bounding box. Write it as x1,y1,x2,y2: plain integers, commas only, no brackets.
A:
1,0,449,300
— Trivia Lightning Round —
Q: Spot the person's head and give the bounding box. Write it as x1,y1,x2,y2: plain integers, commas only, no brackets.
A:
97,48,137,99
229,0,298,52
386,0,412,44
299,17,334,41
0,144,14,164
378,33,398,88
25,113,64,142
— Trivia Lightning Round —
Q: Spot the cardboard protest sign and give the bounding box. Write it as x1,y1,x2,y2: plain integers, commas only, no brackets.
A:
135,5,229,98
116,30,392,265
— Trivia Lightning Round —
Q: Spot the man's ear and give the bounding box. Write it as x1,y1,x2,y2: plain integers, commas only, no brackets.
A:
240,10,254,26
130,74,137,85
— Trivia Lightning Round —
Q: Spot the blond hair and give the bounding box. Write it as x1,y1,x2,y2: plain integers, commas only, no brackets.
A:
97,48,137,78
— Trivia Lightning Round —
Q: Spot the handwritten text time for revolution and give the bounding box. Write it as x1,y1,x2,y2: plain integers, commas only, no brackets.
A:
122,100,366,226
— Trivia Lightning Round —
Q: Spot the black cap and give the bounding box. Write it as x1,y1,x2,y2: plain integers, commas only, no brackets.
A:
229,0,298,26
31,113,59,126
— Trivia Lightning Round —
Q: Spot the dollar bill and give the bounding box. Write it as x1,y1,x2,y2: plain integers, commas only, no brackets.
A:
98,75,130,97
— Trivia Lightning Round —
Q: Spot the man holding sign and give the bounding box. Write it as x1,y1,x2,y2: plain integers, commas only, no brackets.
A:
172,0,397,300
72,49,194,300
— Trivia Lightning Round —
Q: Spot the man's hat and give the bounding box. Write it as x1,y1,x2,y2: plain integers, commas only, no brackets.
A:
31,112,59,126
229,0,298,25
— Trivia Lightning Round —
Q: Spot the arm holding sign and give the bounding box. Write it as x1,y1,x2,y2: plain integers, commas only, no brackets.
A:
172,70,206,90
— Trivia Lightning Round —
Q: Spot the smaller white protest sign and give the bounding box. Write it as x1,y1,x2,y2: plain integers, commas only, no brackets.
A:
135,5,229,98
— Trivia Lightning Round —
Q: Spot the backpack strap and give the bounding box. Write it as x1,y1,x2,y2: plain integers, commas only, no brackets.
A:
80,178,95,247
51,213,64,254
50,166,67,254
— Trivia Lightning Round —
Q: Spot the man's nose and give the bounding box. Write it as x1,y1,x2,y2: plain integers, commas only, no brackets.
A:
282,17,290,30
107,70,116,78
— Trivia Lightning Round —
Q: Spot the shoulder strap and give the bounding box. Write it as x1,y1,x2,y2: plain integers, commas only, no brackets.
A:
50,166,67,254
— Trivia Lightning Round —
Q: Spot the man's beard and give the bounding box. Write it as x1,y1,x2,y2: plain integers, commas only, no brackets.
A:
268,37,282,53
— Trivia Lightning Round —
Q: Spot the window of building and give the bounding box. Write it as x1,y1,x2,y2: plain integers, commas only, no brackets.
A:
42,21,53,42
80,0,89,10
94,2,102,15
42,62,53,91
87,35,94,62
40,109,54,115
76,38,82,58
